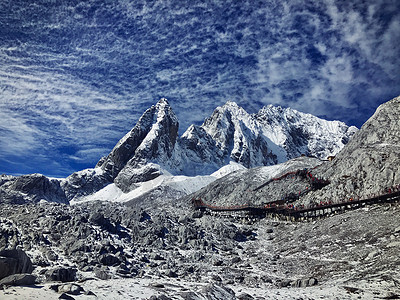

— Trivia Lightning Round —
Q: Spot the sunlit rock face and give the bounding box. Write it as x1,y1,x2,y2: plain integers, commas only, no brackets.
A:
98,99,179,178
301,95,400,204
95,99,356,193
0,173,68,204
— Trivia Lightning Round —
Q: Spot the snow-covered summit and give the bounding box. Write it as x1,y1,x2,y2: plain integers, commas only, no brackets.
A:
71,98,357,198
255,104,359,160
200,101,282,168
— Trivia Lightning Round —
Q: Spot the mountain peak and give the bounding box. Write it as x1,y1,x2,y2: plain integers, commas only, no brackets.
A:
96,97,178,181
155,97,170,109
158,97,169,104
153,97,178,125
94,98,358,191
222,101,239,108
260,104,293,116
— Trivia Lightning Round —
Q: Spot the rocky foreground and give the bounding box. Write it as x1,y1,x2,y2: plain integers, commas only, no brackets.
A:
1,197,400,299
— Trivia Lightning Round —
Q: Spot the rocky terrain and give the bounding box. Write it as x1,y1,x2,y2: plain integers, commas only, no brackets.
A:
1,190,400,299
191,96,400,210
300,95,400,205
187,156,324,207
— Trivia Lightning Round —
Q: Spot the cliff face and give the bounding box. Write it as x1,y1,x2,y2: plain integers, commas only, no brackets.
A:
97,98,179,180
0,174,68,204
90,98,357,194
300,95,400,204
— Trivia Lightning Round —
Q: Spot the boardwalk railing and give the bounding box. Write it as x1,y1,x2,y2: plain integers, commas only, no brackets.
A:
193,167,400,220
193,188,400,220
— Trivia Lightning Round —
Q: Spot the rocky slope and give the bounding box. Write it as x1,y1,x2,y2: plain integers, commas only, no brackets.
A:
255,104,357,160
186,156,324,207
299,95,400,205
97,98,179,190
190,95,400,209
0,98,356,204
0,173,68,204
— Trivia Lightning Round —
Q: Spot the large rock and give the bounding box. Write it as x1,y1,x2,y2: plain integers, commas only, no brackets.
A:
0,273,36,287
57,283,84,295
98,254,120,266
94,267,111,280
89,212,116,233
0,174,68,204
0,249,33,280
292,277,318,287
201,284,236,300
45,267,77,282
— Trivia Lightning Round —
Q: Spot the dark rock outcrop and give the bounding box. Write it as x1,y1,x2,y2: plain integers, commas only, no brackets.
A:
0,249,33,280
45,267,77,282
0,174,68,204
0,273,36,287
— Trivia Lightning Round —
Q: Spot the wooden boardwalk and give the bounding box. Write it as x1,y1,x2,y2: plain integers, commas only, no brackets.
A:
193,167,400,221
193,189,400,221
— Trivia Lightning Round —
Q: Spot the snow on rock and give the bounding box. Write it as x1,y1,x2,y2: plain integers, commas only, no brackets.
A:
76,171,216,205
201,101,283,168
211,161,247,179
62,167,111,202
255,104,358,160
105,98,357,186
96,98,179,181
0,173,68,204
187,156,323,207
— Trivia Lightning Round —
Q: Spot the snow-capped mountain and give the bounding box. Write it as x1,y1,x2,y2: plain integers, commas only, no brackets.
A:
2,97,400,300
94,98,356,194
0,98,357,203
103,98,357,175
96,98,179,192
198,101,282,168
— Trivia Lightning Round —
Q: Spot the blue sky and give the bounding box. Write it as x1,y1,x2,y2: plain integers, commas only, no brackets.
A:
0,0,399,177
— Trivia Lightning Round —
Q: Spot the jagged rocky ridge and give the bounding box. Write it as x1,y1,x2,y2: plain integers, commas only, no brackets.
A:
0,98,357,203
300,95,400,204
97,99,356,182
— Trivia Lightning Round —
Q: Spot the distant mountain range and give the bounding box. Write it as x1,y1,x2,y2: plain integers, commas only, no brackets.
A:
0,98,357,204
